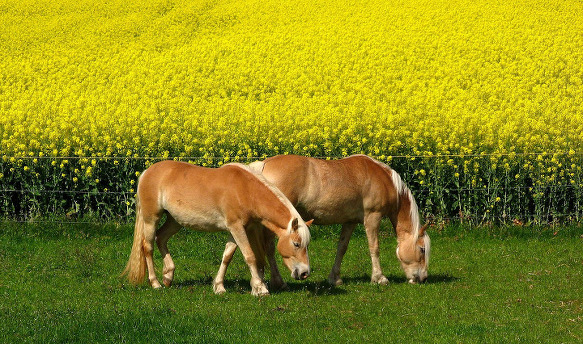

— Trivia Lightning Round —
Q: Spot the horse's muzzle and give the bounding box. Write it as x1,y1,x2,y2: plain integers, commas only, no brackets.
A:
408,272,427,284
292,266,310,280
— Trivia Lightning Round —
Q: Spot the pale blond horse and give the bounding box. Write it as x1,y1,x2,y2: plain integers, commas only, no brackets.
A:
123,160,311,296
214,154,430,291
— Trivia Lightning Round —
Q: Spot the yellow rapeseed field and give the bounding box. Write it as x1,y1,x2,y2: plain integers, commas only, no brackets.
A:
1,0,582,221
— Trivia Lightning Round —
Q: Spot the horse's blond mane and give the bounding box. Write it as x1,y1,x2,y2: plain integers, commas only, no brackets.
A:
227,162,311,247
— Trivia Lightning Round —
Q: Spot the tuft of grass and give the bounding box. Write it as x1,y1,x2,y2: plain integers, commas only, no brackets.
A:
0,221,582,343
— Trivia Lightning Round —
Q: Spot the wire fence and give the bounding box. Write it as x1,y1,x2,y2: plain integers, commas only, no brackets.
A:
1,153,582,225
3,151,579,160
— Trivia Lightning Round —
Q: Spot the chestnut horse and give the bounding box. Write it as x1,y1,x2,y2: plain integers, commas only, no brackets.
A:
214,154,430,291
123,160,311,296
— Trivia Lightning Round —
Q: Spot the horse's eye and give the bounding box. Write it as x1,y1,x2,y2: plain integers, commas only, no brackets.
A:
293,242,300,248
419,247,426,255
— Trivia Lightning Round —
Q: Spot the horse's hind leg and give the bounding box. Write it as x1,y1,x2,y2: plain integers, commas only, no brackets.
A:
213,236,237,294
328,223,356,286
364,212,389,285
142,217,162,289
156,214,181,287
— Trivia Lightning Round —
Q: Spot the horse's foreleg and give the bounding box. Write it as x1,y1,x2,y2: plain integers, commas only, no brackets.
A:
328,223,356,286
213,237,237,294
265,230,287,291
364,212,388,285
156,216,181,287
229,224,269,296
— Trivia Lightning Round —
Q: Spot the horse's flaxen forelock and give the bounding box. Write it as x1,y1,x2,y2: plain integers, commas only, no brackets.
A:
229,162,311,248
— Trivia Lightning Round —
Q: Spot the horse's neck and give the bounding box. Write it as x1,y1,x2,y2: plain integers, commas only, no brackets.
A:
395,220,416,245
255,191,292,237
259,210,290,237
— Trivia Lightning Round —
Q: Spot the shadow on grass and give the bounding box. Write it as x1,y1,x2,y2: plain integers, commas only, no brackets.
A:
174,277,213,285
169,272,458,295
340,273,459,285
426,273,459,284
274,280,348,296
173,277,348,296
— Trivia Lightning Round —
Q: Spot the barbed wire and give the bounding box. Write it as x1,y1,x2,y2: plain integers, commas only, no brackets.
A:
0,212,579,226
0,183,579,197
0,189,130,195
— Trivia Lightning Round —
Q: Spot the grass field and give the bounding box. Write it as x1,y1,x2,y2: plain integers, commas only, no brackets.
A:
1,221,581,343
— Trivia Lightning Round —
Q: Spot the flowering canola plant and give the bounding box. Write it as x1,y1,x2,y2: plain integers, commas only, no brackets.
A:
1,0,582,222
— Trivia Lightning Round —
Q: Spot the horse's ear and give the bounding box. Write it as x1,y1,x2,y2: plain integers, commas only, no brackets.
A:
291,218,299,232
305,219,314,227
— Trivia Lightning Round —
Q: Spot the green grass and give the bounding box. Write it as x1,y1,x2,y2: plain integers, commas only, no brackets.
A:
1,221,582,343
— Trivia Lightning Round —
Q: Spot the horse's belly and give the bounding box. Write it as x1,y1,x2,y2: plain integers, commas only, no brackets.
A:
181,218,227,232
167,205,228,232
302,201,364,225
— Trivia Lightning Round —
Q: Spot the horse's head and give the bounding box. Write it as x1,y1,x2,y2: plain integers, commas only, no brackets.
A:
396,224,431,284
277,218,313,280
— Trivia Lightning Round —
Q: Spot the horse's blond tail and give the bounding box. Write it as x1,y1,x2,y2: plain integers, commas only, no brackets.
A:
122,197,146,285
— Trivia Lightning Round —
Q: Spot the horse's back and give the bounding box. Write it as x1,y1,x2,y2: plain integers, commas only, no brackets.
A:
261,155,395,223
138,161,259,229
139,160,215,199
260,155,313,204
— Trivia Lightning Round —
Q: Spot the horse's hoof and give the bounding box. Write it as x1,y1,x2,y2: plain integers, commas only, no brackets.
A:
328,276,343,286
163,278,172,288
372,275,389,285
252,290,270,297
252,285,270,297
213,283,226,295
